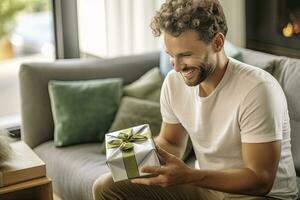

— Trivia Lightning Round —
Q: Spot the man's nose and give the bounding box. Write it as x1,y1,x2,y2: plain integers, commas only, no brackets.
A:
171,57,182,72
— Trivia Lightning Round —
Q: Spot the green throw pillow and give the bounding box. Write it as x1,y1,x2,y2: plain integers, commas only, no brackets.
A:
109,97,162,136
49,78,122,147
100,96,193,161
123,67,163,102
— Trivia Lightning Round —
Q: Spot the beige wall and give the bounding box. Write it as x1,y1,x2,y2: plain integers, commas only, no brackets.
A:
219,0,246,47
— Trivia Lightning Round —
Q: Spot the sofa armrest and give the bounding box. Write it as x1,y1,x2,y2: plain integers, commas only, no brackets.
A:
20,52,160,148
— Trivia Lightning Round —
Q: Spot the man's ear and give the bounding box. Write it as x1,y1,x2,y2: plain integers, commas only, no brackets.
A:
212,33,225,52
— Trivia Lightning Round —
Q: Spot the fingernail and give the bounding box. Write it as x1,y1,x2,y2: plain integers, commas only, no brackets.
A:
141,167,147,172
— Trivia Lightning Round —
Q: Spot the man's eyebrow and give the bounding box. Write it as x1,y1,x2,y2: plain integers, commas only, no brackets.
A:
165,51,193,56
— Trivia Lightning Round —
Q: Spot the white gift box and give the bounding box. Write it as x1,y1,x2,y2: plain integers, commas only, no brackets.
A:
105,124,161,182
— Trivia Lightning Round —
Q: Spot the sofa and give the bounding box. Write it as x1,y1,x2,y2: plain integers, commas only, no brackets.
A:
19,48,300,200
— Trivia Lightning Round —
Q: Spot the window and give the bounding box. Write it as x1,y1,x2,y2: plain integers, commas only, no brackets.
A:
0,0,54,127
77,0,163,58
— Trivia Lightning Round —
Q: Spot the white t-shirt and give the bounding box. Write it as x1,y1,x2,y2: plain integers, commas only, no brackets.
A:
160,58,298,199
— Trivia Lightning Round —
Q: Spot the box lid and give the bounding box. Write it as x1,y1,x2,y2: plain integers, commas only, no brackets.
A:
0,141,46,187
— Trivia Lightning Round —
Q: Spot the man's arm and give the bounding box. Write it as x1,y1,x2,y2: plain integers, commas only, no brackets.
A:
155,121,189,159
189,141,281,195
132,141,281,196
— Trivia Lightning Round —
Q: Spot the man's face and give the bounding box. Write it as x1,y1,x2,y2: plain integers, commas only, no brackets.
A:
164,30,216,86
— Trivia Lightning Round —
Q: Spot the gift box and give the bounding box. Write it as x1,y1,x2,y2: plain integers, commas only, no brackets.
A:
105,124,161,182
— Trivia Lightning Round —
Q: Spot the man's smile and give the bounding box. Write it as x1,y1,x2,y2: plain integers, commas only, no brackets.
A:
181,68,198,79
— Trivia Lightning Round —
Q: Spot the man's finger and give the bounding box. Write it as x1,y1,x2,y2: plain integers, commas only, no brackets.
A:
142,166,165,174
131,176,164,185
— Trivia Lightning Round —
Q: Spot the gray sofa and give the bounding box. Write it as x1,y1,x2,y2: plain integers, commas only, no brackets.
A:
19,48,300,200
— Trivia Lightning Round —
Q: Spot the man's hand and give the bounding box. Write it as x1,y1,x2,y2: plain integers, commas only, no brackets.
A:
131,145,194,187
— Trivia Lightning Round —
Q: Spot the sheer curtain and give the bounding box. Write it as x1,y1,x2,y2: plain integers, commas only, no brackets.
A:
105,0,163,57
78,0,163,58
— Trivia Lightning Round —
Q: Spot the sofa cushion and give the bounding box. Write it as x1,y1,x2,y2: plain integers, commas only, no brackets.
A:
238,48,280,74
271,58,300,173
48,78,122,147
123,67,163,102
159,51,172,78
34,141,109,200
223,40,243,61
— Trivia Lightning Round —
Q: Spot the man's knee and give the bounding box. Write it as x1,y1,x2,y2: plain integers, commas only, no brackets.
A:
92,173,114,200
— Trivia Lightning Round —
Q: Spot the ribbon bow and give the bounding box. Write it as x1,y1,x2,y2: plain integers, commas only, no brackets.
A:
108,128,148,151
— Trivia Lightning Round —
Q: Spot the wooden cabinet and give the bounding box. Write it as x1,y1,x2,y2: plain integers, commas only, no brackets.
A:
0,176,53,200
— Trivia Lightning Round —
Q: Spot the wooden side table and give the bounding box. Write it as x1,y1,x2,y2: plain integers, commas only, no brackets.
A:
0,176,53,200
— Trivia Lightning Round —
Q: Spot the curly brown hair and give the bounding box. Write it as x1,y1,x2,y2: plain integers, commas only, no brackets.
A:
150,0,228,43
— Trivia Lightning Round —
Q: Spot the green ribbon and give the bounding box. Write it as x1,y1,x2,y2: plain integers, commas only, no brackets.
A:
107,127,149,179
107,129,148,150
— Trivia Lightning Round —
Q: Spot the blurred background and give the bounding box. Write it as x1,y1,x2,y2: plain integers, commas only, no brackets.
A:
1,0,299,129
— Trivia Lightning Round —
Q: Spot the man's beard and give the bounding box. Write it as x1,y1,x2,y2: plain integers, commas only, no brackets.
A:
181,63,215,86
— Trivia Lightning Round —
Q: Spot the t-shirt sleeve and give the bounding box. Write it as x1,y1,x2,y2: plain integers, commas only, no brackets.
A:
160,77,180,124
239,82,288,143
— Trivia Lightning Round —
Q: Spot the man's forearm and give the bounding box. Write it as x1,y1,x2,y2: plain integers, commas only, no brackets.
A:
187,167,274,196
154,136,185,159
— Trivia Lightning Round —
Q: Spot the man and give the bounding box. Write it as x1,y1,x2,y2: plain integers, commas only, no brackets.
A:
93,0,298,199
